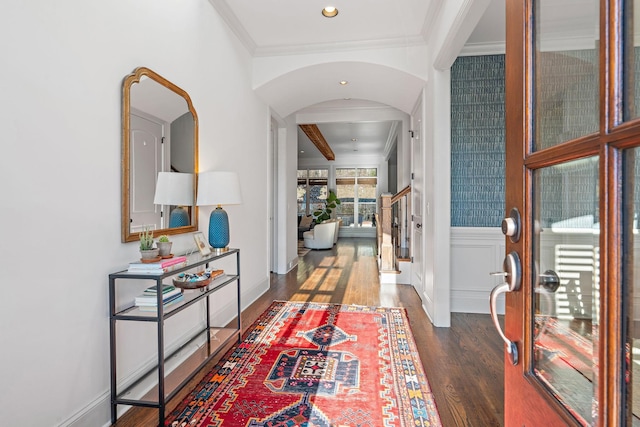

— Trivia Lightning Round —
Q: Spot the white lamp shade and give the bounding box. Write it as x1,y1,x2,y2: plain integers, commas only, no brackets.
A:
197,171,243,206
153,172,194,206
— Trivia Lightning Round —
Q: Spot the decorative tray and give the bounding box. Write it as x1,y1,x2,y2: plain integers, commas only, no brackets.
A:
172,269,224,289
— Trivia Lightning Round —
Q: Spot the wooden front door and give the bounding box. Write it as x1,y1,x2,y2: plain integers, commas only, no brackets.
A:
501,0,640,425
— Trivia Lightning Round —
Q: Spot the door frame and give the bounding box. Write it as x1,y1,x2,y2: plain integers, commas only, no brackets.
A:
411,96,425,298
269,117,278,273
504,0,628,425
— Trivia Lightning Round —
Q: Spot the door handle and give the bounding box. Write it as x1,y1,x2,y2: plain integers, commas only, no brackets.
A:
489,251,522,365
416,223,422,229
538,269,560,292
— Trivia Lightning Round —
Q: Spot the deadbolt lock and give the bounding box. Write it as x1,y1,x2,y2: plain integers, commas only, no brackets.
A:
501,208,521,243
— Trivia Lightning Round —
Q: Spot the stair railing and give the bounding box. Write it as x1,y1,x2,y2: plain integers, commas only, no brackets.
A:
378,185,411,272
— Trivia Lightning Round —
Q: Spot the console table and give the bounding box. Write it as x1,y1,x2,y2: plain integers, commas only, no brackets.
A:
108,249,241,425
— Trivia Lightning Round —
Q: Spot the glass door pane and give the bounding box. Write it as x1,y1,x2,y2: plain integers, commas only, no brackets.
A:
357,183,376,227
533,0,599,151
623,0,640,122
357,169,377,227
624,147,640,424
297,169,328,217
532,157,599,426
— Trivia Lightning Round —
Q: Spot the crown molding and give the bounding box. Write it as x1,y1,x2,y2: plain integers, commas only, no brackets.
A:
208,0,257,55
433,0,492,70
459,41,505,56
383,121,400,160
253,36,427,57
209,0,513,62
421,0,444,41
298,103,400,115
296,106,407,126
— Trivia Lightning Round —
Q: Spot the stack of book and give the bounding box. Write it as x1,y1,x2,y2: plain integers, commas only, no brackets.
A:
127,256,188,275
135,284,184,312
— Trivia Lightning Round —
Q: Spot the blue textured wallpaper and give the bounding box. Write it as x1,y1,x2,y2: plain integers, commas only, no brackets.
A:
451,51,600,228
450,55,505,227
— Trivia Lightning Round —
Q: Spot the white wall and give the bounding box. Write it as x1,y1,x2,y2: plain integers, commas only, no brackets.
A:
0,1,269,425
414,0,493,327
418,67,452,327
276,118,299,274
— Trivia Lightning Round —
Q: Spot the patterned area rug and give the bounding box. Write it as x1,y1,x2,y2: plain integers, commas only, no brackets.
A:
166,301,442,426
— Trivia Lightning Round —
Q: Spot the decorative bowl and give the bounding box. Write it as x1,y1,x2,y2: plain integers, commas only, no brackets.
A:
173,269,224,289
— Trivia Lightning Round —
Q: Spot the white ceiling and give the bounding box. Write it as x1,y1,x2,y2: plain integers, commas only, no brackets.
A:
298,118,398,160
216,0,430,50
208,0,507,160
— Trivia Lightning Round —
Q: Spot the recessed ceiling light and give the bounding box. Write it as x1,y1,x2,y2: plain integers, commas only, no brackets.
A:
339,80,349,85
322,6,338,18
343,97,351,100
300,150,305,153
351,138,357,141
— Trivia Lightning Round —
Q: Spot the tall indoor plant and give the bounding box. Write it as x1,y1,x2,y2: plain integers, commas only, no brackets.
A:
313,190,341,224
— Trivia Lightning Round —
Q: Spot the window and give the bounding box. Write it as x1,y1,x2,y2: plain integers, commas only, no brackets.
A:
297,169,328,217
335,168,377,227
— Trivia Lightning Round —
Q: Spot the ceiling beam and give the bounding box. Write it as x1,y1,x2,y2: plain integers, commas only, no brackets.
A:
298,124,335,161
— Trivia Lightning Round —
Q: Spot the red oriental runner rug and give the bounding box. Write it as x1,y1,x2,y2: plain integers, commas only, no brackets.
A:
166,300,442,426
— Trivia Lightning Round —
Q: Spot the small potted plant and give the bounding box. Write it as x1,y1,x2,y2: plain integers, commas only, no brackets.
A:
139,226,159,260
157,235,173,258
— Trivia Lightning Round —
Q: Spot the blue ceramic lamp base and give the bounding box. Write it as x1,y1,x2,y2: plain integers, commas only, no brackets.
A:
169,206,190,228
208,206,230,250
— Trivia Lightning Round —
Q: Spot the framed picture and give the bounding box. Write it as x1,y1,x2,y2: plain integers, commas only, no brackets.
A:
193,232,211,256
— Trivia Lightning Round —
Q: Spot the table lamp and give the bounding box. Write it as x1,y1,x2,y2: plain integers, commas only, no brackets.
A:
153,172,194,228
197,171,242,251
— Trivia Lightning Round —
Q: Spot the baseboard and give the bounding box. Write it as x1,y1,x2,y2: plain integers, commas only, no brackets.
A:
59,390,111,427
285,256,298,273
59,320,207,427
65,277,271,427
380,260,411,284
451,289,504,315
238,277,270,317
422,302,434,325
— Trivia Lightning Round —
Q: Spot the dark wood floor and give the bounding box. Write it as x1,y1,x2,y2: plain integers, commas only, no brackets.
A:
113,238,504,426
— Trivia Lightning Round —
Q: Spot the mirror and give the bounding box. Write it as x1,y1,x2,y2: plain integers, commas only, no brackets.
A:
121,67,198,243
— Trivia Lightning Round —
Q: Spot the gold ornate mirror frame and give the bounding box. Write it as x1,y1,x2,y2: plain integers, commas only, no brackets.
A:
121,67,199,243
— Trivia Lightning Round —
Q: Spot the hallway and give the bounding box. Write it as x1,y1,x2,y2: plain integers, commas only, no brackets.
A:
277,238,505,426
115,238,504,426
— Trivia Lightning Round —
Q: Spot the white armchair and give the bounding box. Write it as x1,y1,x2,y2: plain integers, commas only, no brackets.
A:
322,219,341,244
303,222,336,250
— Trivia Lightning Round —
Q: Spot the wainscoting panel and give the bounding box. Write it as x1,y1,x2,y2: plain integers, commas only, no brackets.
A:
450,227,505,314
